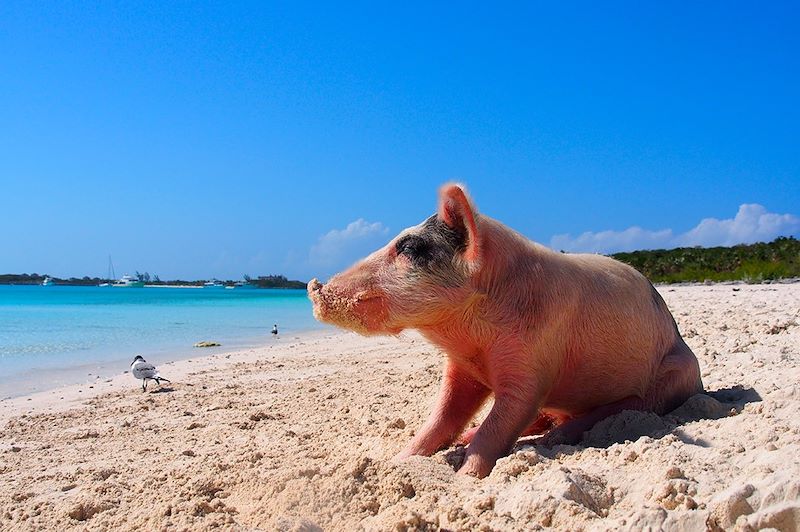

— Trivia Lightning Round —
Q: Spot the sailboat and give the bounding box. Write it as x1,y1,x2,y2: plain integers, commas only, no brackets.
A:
99,256,115,287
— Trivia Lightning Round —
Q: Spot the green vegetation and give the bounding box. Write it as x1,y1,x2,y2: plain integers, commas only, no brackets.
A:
610,236,800,283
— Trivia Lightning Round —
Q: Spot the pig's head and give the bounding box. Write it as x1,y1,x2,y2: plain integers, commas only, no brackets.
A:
308,183,482,335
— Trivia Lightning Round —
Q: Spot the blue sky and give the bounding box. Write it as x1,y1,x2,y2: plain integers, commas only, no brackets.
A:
1,2,798,281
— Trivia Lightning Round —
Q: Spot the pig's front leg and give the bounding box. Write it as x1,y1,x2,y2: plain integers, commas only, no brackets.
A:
459,376,545,478
395,362,490,460
459,395,541,477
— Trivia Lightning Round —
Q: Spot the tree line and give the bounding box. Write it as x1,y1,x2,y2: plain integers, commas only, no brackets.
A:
610,236,800,283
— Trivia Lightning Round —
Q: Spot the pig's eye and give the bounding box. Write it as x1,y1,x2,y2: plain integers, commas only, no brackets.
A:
396,236,426,258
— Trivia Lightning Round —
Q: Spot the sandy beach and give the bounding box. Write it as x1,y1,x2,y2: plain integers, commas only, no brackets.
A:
1,283,799,530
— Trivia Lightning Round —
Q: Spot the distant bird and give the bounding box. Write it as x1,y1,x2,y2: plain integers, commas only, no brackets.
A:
130,355,171,392
271,324,279,337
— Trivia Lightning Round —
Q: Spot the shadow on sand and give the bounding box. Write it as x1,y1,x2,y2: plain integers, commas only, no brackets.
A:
534,385,762,456
148,386,176,394
444,385,761,468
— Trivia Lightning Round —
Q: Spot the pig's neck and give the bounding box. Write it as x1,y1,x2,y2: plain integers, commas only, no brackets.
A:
418,321,490,384
418,322,485,354
418,218,555,373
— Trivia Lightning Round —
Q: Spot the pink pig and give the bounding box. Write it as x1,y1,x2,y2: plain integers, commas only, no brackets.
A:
308,183,702,478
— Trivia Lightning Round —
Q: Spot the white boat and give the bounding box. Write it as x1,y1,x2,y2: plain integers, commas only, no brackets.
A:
203,280,225,289
234,280,257,289
112,275,144,288
42,276,55,286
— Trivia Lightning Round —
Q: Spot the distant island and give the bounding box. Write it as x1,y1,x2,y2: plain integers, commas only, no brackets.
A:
0,273,308,289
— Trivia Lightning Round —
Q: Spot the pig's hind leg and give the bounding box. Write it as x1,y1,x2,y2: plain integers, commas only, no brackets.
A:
395,362,490,460
537,396,645,446
538,342,703,446
647,340,703,414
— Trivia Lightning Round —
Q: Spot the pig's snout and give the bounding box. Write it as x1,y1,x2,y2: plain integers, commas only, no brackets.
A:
306,277,393,335
307,278,327,320
307,278,323,297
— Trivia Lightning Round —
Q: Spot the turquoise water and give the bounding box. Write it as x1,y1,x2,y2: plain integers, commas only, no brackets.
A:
0,285,325,392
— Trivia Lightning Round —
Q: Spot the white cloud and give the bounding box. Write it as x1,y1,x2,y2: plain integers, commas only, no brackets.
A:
551,227,674,254
550,204,800,254
309,219,390,270
675,204,800,248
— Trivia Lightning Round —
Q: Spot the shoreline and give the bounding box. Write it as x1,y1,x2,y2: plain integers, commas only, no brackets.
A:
0,326,333,403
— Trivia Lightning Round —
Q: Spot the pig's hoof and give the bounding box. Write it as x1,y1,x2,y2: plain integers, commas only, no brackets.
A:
391,452,407,464
391,449,418,464
458,454,492,479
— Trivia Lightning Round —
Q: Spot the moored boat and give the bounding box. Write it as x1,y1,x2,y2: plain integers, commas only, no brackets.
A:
112,275,144,288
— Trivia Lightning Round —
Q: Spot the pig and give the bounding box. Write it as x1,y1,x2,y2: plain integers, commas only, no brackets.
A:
307,183,703,478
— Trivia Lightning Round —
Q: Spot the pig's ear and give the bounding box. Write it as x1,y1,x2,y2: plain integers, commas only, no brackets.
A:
438,183,481,265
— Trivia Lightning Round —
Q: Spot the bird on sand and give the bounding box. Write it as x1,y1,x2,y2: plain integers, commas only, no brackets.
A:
130,355,171,392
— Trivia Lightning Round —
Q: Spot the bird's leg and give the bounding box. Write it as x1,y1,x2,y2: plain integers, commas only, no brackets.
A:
142,379,147,392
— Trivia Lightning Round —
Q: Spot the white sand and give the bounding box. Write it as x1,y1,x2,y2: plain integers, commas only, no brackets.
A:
1,284,798,530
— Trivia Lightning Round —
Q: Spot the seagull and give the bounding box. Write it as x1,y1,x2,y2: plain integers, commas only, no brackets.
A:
130,355,171,392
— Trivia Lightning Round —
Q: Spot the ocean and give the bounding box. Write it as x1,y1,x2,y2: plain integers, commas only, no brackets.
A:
0,285,327,397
